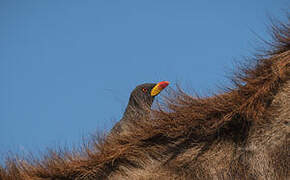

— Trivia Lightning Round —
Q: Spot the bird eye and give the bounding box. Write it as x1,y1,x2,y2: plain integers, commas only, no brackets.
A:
142,88,148,93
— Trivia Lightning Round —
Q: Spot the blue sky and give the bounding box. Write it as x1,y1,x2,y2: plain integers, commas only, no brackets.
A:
0,1,288,161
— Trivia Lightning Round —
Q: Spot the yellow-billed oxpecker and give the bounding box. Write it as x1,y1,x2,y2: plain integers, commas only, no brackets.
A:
111,81,170,134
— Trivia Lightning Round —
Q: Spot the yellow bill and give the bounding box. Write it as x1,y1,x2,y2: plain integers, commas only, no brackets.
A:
150,81,170,96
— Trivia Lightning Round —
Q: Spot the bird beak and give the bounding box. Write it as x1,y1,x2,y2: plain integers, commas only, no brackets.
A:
151,81,170,96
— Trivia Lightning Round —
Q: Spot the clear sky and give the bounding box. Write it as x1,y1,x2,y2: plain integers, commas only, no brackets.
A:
0,1,288,161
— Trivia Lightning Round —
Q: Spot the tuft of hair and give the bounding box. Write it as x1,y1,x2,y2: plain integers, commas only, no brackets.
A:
1,19,289,180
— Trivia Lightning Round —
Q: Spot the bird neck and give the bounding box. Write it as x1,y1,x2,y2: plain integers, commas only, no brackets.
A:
123,95,152,119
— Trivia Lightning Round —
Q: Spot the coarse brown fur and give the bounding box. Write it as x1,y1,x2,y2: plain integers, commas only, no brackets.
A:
1,19,289,180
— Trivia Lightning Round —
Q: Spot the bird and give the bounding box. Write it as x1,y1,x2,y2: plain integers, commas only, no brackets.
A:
110,81,170,135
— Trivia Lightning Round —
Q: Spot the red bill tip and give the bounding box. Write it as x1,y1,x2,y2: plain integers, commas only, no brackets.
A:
158,81,170,89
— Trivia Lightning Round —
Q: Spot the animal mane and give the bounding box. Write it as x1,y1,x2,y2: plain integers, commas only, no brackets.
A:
1,19,289,180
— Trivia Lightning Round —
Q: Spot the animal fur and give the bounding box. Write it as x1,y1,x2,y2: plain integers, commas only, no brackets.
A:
0,19,289,180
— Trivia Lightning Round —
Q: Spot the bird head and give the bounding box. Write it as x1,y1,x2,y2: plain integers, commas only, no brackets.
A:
126,81,170,112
